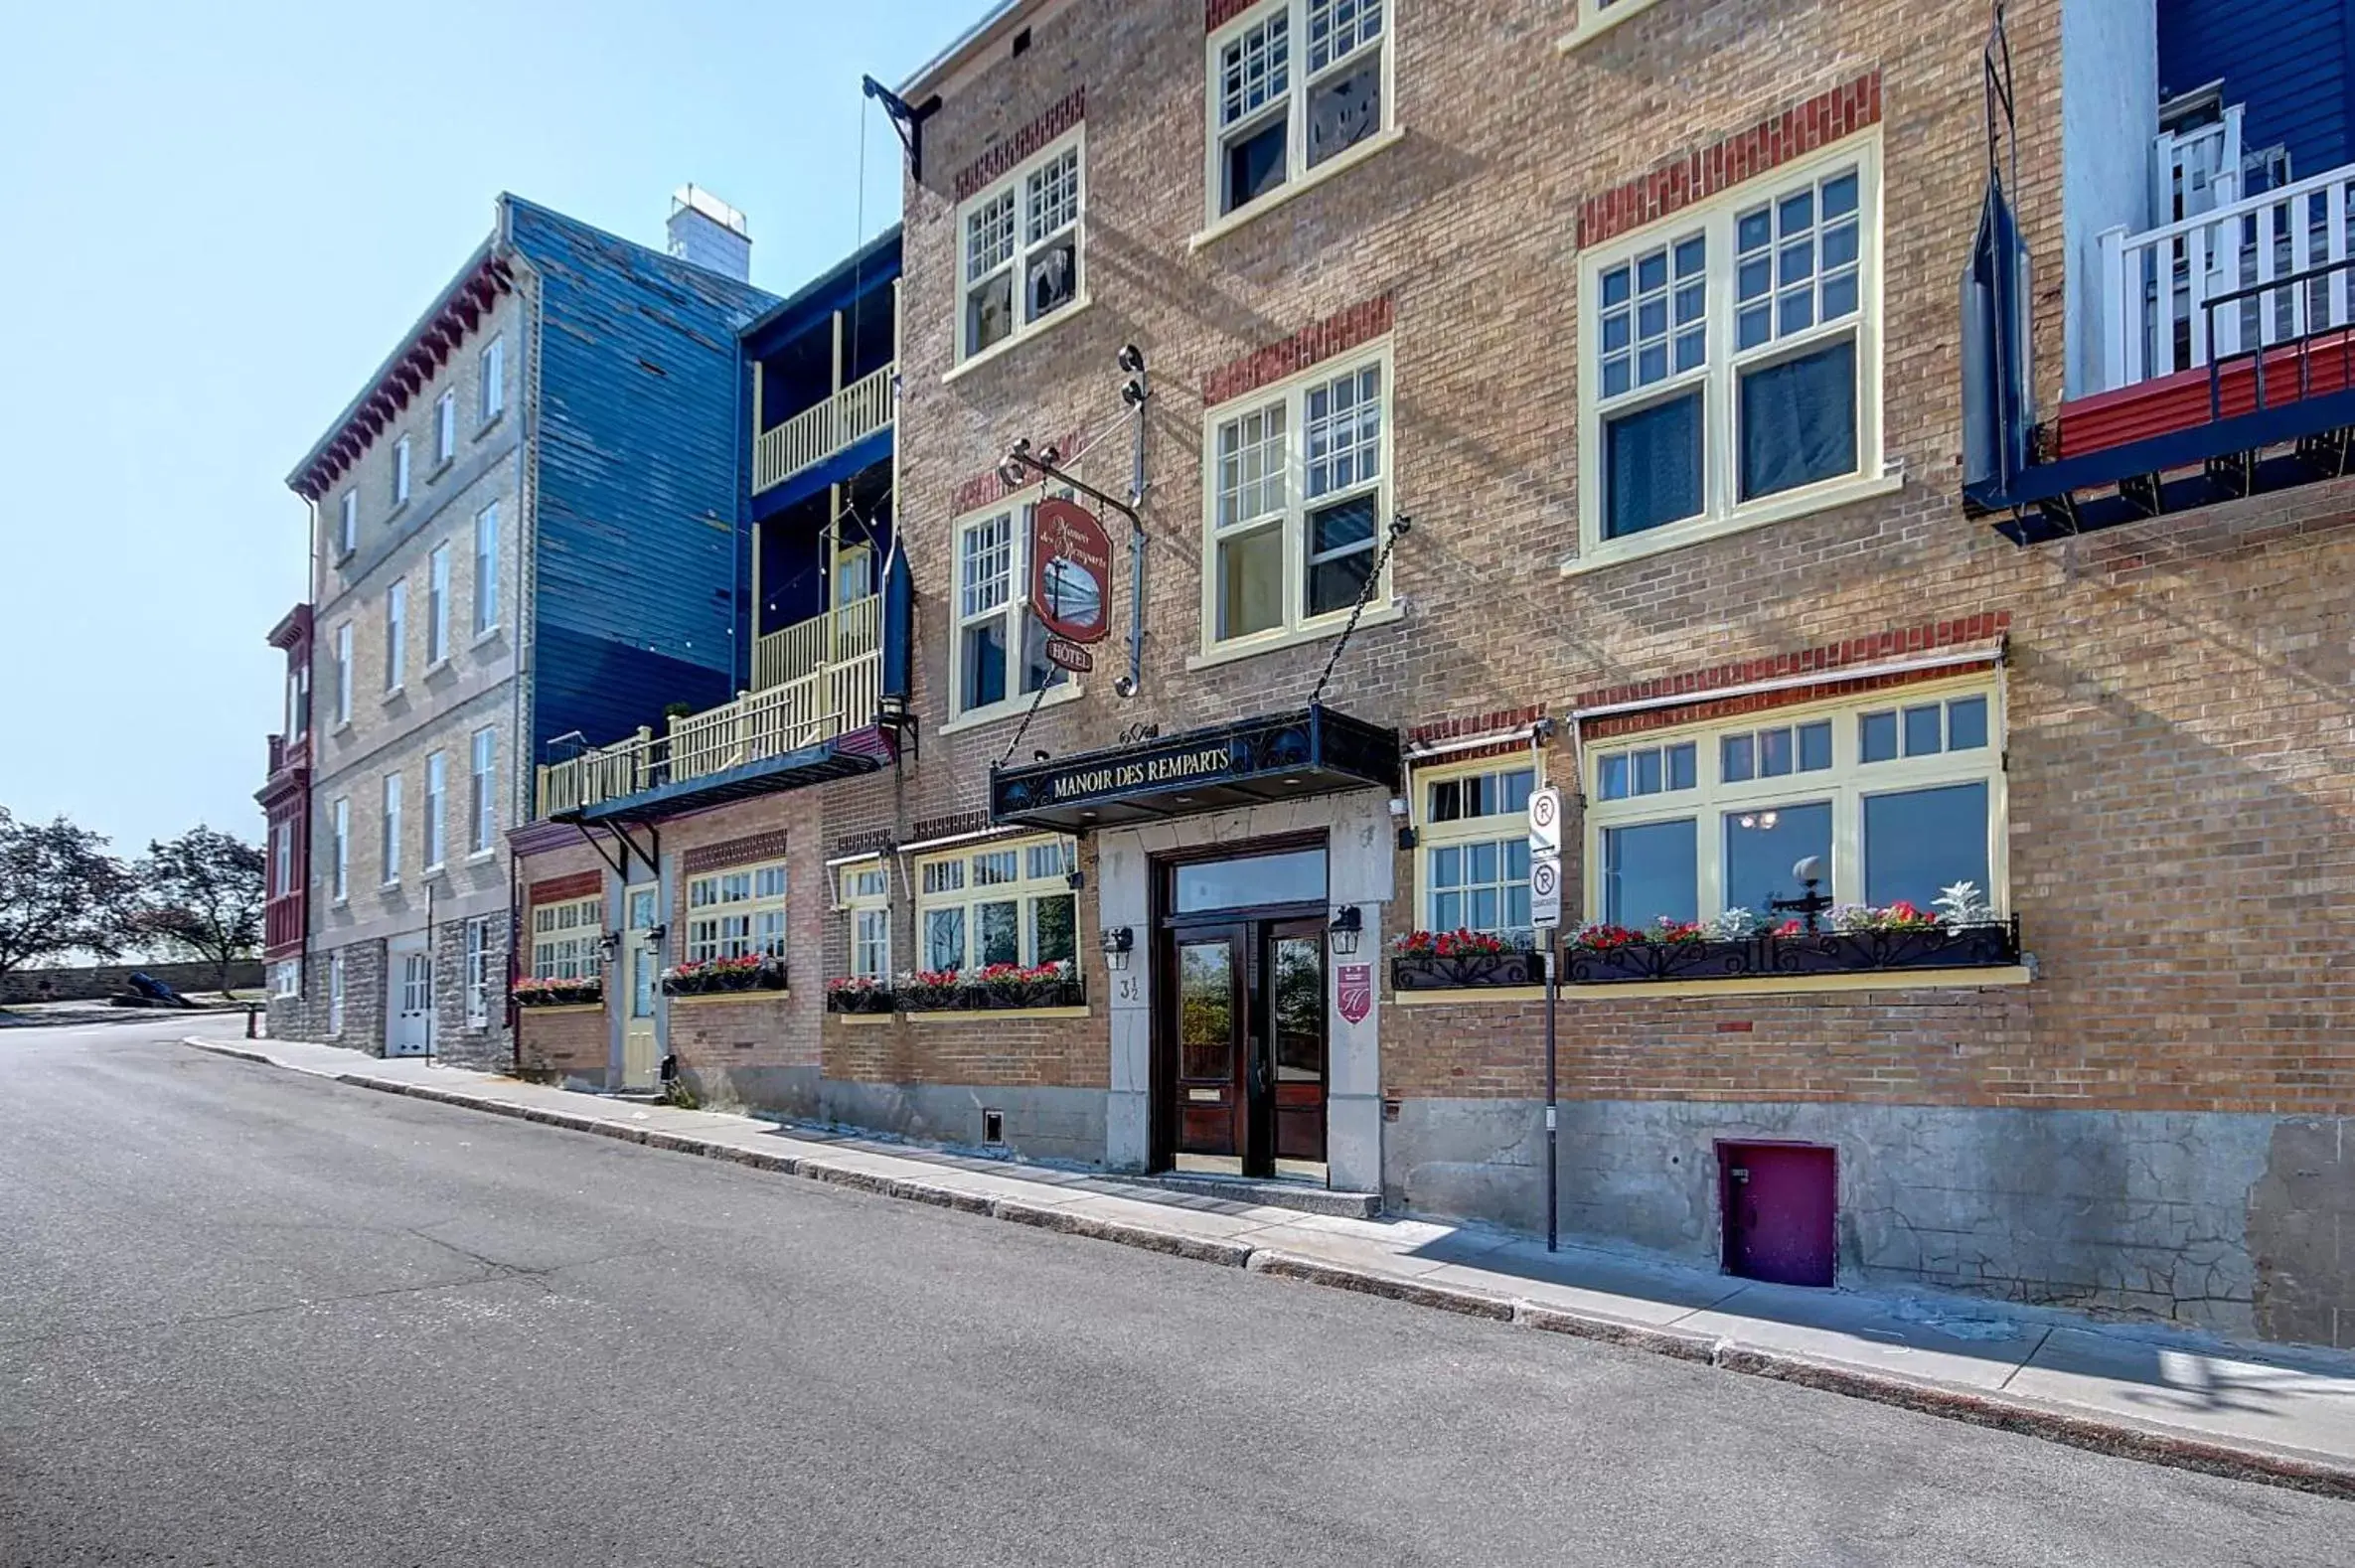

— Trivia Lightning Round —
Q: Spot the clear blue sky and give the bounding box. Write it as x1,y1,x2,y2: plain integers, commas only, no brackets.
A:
0,0,978,858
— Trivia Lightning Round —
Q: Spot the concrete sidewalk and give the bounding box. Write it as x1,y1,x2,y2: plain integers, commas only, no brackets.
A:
187,1034,2355,1497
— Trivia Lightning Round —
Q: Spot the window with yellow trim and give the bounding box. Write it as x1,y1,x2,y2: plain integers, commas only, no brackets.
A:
1415,758,1538,944
840,862,891,981
1582,678,2004,929
686,862,788,963
532,896,603,981
913,837,1077,973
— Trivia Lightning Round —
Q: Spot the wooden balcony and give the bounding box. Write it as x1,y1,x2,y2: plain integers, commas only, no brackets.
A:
537,598,884,819
752,363,894,495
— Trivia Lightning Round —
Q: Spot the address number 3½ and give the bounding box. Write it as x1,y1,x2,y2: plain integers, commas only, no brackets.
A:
1117,976,1140,1002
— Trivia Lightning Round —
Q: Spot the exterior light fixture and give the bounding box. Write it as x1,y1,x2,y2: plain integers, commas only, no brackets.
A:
1769,855,1834,934
1100,926,1135,972
1329,904,1363,956
597,930,622,960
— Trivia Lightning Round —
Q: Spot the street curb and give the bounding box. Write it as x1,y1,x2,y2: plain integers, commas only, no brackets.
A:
185,1039,2355,1498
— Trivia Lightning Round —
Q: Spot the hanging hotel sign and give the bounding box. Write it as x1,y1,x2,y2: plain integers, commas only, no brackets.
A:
1043,636,1095,674
1029,498,1113,646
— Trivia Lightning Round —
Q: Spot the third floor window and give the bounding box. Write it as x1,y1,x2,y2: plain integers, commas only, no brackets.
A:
1207,0,1390,224
958,129,1083,363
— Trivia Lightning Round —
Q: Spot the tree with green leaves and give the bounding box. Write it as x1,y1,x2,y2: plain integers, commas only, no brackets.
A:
0,808,139,989
134,826,266,995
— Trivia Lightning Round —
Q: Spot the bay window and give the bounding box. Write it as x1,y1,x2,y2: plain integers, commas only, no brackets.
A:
1416,760,1537,945
1583,680,2004,930
685,862,789,964
915,837,1077,974
1580,135,1881,563
1206,0,1391,224
957,129,1082,363
1203,345,1390,652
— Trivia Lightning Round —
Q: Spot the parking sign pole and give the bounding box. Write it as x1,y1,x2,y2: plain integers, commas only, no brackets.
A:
1526,783,1564,1254
1545,920,1559,1253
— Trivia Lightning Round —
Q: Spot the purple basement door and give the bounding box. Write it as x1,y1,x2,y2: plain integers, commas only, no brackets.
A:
1720,1143,1837,1287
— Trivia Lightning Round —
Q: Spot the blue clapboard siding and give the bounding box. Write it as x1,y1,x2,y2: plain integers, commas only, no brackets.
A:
506,198,778,765
2161,0,2355,178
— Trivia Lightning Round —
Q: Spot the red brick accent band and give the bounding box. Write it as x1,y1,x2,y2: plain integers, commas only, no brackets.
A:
1405,705,1551,767
529,870,602,906
833,829,893,860
1576,615,2010,740
1203,294,1394,408
953,88,1086,203
910,809,996,843
683,831,792,875
1205,0,1259,30
1577,72,1881,250
949,426,1087,517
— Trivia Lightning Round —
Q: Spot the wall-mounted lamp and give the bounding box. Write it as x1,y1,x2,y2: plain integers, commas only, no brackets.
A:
597,930,622,960
643,923,668,945
1100,925,1135,972
1329,904,1363,956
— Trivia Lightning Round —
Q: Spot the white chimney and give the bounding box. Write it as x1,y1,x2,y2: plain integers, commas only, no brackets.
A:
667,186,752,282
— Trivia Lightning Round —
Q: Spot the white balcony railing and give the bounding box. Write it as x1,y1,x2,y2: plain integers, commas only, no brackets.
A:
537,599,884,819
752,363,895,493
2100,161,2355,392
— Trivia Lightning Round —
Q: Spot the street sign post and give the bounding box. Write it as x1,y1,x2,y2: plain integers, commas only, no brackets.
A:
1528,786,1563,1252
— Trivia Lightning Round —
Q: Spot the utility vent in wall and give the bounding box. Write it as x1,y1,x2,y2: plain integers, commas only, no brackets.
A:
982,1109,1006,1145
1012,27,1030,56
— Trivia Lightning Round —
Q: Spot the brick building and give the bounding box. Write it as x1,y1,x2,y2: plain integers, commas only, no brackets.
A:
502,0,2355,1345
271,193,776,1063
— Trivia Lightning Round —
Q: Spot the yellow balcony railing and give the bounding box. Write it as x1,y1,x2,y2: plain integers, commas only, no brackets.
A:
753,592,879,693
752,363,895,494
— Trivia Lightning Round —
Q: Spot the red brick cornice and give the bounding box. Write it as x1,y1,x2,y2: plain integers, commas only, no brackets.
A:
1205,0,1261,29
1406,705,1552,768
683,831,792,875
953,88,1086,203
529,870,603,906
1203,294,1394,408
1577,72,1881,250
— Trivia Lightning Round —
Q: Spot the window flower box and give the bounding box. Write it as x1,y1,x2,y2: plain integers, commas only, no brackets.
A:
1764,921,2019,976
895,961,1083,1013
1565,905,2021,987
826,978,896,1015
1391,930,1546,991
662,955,787,997
513,977,602,1009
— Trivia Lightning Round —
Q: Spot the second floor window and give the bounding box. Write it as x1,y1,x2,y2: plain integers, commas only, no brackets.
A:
954,504,1066,719
473,502,500,637
1208,0,1389,223
384,580,406,692
422,750,446,870
270,818,294,897
392,435,411,507
380,772,402,886
1205,345,1390,651
330,798,349,901
958,129,1083,362
337,491,358,558
434,392,456,464
469,727,497,853
480,336,506,423
685,862,789,964
426,544,450,665
332,623,353,725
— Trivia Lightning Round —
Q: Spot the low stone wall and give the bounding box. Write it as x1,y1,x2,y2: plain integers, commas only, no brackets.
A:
2,960,264,1005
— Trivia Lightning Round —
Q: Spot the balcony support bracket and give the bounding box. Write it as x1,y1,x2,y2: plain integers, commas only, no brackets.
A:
2119,472,2164,520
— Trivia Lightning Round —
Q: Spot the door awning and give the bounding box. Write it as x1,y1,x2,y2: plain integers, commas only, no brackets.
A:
989,706,1401,833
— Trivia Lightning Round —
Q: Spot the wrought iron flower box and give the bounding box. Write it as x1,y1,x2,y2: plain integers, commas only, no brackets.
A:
904,979,1088,1013
1391,951,1547,991
1567,921,2020,986
663,961,788,998
513,981,603,1009
826,987,896,1015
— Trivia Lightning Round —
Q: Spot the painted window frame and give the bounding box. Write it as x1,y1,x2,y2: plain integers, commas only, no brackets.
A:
1575,131,1886,570
426,544,451,665
469,727,497,854
327,951,346,1033
336,490,358,558
480,336,506,425
332,623,353,726
1580,674,2008,929
949,494,1075,726
421,750,447,871
840,862,892,981
392,434,411,507
1198,338,1394,657
434,391,456,465
1414,754,1541,946
384,579,407,692
685,860,790,964
473,502,500,637
329,797,349,903
1203,0,1396,228
912,836,1079,974
463,915,492,1026
532,896,604,981
954,124,1086,366
270,960,300,1000
380,771,402,887
1561,0,1667,49
269,817,294,897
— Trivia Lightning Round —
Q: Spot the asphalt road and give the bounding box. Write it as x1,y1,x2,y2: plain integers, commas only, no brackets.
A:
0,1019,2340,1567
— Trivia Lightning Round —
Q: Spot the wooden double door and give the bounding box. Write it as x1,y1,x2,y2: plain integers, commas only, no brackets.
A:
1164,916,1329,1177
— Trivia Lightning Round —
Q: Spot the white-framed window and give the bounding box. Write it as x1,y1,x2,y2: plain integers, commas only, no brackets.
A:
473,502,500,637
685,861,789,963
1579,134,1882,563
380,772,402,886
270,818,294,897
327,951,346,1033
469,727,497,853
337,490,358,558
957,127,1084,362
914,837,1077,973
1582,677,2005,929
1567,0,1666,41
330,797,349,902
332,623,353,726
426,545,450,665
422,750,446,871
392,434,411,507
464,916,493,1026
434,391,456,464
1205,0,1391,223
532,896,603,980
271,960,300,1000
285,659,310,740
1417,758,1537,944
1203,342,1391,652
841,862,891,981
384,580,406,692
480,336,506,423
953,499,1071,720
